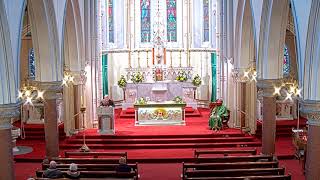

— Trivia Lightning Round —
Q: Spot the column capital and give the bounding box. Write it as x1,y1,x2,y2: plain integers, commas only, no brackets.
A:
0,103,20,129
31,81,63,100
301,100,320,126
257,79,282,97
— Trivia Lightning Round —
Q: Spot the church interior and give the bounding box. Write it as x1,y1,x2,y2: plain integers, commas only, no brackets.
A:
0,0,320,179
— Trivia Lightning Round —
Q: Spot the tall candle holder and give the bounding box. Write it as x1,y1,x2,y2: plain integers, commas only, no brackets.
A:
170,50,173,68
79,105,90,152
179,50,182,67
146,50,149,68
138,50,141,68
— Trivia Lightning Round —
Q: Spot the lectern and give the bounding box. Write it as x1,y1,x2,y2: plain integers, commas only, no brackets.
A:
97,106,115,134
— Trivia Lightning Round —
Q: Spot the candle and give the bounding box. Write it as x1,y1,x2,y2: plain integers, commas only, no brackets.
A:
81,95,83,106
152,48,155,65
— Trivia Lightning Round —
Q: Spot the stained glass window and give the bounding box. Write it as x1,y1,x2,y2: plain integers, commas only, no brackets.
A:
28,48,35,80
141,0,151,42
203,0,210,42
108,0,114,43
283,45,290,76
167,0,177,42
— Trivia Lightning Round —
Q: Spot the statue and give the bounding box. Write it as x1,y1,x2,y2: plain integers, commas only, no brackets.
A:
209,99,228,131
155,66,163,81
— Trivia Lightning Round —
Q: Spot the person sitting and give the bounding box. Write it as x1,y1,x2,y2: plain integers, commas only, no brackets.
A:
42,161,63,178
65,163,80,179
115,157,132,173
209,99,228,131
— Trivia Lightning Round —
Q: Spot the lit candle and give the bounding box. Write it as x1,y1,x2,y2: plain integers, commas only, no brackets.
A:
81,95,83,106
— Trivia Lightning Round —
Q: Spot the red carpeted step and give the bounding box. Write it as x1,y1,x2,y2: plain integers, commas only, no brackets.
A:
60,141,261,150
65,136,255,144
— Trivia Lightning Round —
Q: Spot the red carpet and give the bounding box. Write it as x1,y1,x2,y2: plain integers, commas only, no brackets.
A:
15,107,305,179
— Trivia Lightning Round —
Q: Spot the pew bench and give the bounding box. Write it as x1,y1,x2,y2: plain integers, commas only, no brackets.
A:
196,155,275,163
184,174,291,180
42,163,138,174
36,170,138,179
64,151,127,159
194,149,257,158
183,168,285,179
51,157,121,164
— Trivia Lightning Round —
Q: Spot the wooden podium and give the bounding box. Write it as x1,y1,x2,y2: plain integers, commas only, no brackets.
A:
97,106,115,134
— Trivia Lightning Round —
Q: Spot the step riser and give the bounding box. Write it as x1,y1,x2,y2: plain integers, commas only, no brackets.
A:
73,134,247,139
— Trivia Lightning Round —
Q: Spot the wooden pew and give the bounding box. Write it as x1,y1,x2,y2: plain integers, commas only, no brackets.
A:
184,174,291,180
64,151,127,159
196,155,274,163
36,170,138,179
194,149,257,158
42,163,138,174
51,157,120,164
184,168,285,178
183,161,278,172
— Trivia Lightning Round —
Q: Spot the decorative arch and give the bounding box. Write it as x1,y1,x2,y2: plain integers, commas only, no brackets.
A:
257,0,289,79
63,0,84,71
0,0,16,104
28,0,61,81
303,0,320,100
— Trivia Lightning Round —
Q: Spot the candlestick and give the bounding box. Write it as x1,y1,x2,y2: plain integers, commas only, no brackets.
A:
81,95,83,107
147,51,149,68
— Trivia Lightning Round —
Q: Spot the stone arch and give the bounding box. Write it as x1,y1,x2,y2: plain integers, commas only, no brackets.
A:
63,0,84,71
303,0,320,100
28,0,61,81
0,0,16,104
257,0,290,79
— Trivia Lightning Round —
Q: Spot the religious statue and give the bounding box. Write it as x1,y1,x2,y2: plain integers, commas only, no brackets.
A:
155,67,163,81
209,99,228,131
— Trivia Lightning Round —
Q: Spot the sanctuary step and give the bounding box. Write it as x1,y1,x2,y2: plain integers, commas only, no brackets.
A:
61,132,261,150
13,121,66,140
255,118,307,137
119,107,201,118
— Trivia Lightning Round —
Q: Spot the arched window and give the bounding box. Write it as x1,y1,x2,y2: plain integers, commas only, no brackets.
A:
28,48,35,80
203,0,210,42
108,0,114,43
166,0,177,42
141,0,151,42
283,45,290,76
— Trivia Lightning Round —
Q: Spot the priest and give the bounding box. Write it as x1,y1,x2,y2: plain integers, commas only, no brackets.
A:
209,99,228,131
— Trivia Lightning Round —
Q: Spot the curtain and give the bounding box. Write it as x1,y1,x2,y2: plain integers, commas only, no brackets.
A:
211,52,217,101
102,54,108,96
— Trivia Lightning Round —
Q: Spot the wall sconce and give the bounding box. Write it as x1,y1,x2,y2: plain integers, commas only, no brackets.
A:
18,81,44,105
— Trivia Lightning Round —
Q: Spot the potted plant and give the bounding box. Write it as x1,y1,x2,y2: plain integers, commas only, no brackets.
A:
117,75,127,89
175,71,187,82
131,72,144,84
192,74,202,87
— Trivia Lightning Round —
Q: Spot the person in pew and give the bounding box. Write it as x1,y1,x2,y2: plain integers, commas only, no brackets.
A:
209,99,228,131
115,157,132,173
43,161,63,179
65,163,80,179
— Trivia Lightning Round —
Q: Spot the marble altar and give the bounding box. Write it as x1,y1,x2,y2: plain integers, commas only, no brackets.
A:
122,81,197,109
134,101,186,126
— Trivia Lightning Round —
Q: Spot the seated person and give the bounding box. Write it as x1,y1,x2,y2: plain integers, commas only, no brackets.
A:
65,163,80,179
43,161,63,178
115,157,132,173
209,99,228,131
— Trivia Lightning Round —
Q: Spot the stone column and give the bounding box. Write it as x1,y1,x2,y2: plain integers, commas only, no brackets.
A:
0,103,20,180
39,82,62,158
301,100,320,179
257,80,279,155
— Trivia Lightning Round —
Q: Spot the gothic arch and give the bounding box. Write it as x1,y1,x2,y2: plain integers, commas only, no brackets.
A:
0,0,16,104
28,0,61,81
303,0,320,100
257,0,289,79
63,0,84,71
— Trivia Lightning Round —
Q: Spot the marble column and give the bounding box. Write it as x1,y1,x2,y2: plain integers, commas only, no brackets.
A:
301,100,320,179
0,103,20,180
40,82,62,158
257,80,279,155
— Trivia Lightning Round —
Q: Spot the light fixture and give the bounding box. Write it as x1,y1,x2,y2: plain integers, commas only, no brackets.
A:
62,69,75,87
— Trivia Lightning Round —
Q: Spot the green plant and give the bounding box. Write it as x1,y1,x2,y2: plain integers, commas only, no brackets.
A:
173,96,184,103
175,71,187,82
117,75,127,88
131,72,144,83
136,97,146,104
192,74,202,87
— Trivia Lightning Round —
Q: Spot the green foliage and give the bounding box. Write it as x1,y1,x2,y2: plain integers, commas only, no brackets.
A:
131,72,144,83
117,75,127,88
192,74,202,87
175,71,188,82
173,96,184,103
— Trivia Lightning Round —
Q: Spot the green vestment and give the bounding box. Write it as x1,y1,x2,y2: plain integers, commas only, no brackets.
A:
209,105,228,129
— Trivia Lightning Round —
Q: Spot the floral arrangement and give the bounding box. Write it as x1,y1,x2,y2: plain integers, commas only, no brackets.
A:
136,97,147,105
100,96,115,107
131,72,144,83
192,74,202,87
173,96,184,104
117,75,127,88
175,71,188,82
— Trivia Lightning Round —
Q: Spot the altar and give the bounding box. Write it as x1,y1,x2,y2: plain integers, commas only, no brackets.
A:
134,101,186,126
